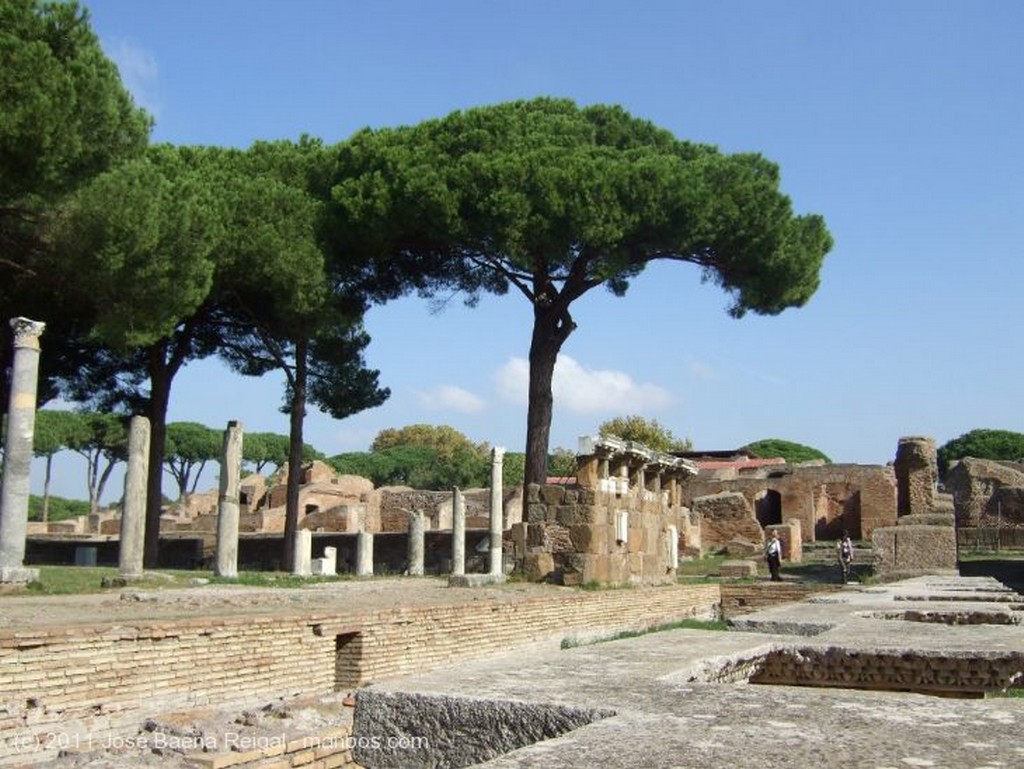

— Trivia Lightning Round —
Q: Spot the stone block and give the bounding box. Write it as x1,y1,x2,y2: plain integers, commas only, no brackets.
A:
526,523,547,548
719,560,758,578
555,505,588,526
539,485,566,505
892,525,957,572
872,526,896,573
448,574,507,587
608,554,627,584
576,458,599,489
521,552,555,581
626,552,644,581
525,503,547,524
569,524,607,554
510,523,527,557
581,554,611,585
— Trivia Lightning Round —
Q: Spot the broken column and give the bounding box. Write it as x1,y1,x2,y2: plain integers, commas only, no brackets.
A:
215,420,243,579
895,436,938,516
408,512,425,576
356,530,374,576
0,318,45,583
451,487,465,576
119,415,150,580
489,446,505,576
293,529,312,577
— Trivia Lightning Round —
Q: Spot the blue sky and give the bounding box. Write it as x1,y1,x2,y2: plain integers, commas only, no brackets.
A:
34,0,1024,501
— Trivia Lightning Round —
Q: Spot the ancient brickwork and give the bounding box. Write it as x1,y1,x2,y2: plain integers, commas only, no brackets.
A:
944,457,1024,527
872,521,957,577
513,483,685,586
894,436,938,516
719,582,838,619
0,584,717,764
692,492,763,552
748,646,1023,697
684,463,896,542
510,437,699,586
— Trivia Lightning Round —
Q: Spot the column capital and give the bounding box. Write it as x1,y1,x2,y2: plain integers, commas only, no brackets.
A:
9,317,45,350
491,446,505,462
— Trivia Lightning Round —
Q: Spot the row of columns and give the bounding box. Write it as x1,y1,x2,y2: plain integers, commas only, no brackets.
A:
1,337,506,583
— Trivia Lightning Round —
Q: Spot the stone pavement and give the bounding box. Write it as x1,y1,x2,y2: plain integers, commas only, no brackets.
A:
354,576,1024,769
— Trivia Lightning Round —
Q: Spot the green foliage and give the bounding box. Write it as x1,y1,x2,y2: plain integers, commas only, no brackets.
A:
598,415,692,453
937,429,1024,476
547,447,577,478
560,617,728,649
28,494,89,522
743,438,831,464
32,409,83,457
55,145,223,349
0,0,150,248
164,421,222,500
331,98,831,486
329,442,489,490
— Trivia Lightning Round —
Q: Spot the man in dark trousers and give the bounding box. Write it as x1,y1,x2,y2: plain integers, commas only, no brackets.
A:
764,530,782,581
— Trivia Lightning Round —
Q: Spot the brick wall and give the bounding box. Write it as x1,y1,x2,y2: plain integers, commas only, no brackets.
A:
719,582,838,619
0,583,718,765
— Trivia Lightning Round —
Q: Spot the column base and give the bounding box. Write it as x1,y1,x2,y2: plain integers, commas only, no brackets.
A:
0,566,40,584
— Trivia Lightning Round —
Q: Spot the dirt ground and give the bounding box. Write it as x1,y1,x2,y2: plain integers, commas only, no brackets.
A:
0,576,567,631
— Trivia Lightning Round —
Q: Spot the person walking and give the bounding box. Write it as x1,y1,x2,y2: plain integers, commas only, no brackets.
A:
837,530,854,583
764,530,782,582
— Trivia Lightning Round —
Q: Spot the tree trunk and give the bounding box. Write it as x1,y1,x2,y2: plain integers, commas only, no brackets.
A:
523,299,576,489
282,337,308,573
87,450,100,515
42,455,52,522
143,341,181,568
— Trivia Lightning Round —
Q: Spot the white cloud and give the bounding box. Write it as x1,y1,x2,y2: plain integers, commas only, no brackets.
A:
106,39,161,118
495,355,673,414
417,385,487,414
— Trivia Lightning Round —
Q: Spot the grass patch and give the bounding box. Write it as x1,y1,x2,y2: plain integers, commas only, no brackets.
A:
995,688,1024,698
561,617,728,649
675,554,729,577
208,571,353,588
3,566,357,596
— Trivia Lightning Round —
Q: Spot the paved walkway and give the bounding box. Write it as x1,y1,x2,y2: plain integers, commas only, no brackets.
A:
356,576,1024,769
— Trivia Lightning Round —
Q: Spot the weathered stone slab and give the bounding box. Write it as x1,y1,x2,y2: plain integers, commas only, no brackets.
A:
719,560,759,578
447,574,507,588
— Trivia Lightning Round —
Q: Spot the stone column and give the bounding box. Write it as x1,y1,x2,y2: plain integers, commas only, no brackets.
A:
356,531,374,576
215,420,243,578
0,318,45,583
119,415,150,580
451,487,465,576
293,528,312,577
489,446,505,576
408,512,425,576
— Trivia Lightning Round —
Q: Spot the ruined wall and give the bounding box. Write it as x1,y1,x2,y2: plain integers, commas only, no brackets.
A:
684,463,896,542
719,582,839,619
691,492,763,552
894,436,938,516
0,584,718,764
512,483,687,586
944,457,1024,527
872,516,958,577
